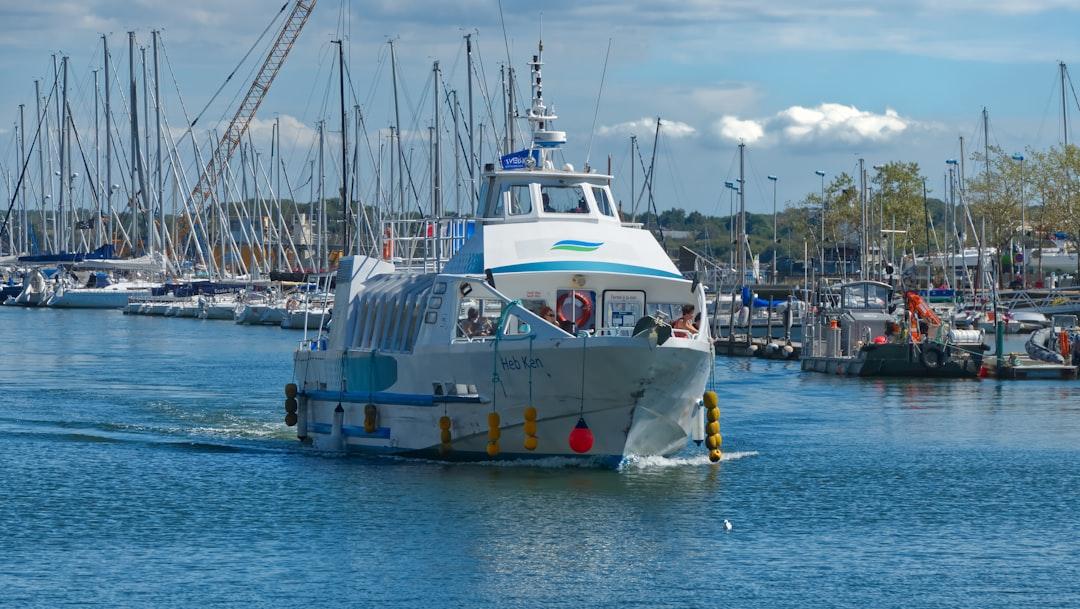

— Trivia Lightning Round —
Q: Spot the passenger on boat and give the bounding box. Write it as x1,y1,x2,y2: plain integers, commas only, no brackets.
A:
538,305,558,326
672,304,698,333
462,307,494,337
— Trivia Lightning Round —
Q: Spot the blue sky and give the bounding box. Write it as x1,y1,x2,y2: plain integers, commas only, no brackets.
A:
2,0,1080,217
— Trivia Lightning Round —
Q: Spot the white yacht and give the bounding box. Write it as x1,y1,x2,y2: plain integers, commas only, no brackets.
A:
287,42,713,466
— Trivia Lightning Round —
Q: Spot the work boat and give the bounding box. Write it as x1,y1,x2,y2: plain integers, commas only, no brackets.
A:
801,280,986,378
287,42,714,466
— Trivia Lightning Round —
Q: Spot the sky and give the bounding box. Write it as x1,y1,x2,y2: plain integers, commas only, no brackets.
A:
2,0,1080,218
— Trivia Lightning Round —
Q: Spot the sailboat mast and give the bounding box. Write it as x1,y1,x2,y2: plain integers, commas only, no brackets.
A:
103,36,113,250
318,121,327,273
858,157,866,280
738,142,746,284
59,56,68,253
1062,61,1069,148
433,61,442,219
389,40,404,217
334,40,349,257
128,32,139,255
142,45,153,256
452,89,461,215
18,103,26,253
153,31,163,259
465,33,475,213
92,70,101,248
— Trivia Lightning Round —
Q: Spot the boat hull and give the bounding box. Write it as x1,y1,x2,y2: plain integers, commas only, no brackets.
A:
291,336,712,465
801,342,983,378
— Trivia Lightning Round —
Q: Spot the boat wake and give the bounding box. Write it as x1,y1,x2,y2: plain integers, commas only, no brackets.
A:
619,450,759,470
0,416,297,454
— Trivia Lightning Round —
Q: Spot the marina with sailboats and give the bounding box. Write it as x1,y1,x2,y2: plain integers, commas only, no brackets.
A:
5,2,1080,608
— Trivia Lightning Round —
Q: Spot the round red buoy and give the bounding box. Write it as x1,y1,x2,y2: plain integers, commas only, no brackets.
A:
872,335,887,344
568,417,594,454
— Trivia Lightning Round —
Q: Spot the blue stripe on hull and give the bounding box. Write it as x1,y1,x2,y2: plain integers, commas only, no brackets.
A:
490,260,684,280
301,389,483,407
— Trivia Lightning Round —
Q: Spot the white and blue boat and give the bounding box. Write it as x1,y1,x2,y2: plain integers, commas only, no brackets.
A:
288,41,713,465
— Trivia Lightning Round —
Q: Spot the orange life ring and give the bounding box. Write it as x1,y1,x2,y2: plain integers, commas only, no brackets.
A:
556,291,593,328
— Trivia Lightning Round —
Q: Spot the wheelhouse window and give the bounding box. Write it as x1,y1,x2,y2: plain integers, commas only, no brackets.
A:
456,297,503,339
540,184,589,214
504,184,533,216
591,185,615,216
841,283,889,309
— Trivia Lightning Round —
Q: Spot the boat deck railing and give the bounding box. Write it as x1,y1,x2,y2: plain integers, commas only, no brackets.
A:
1002,288,1080,315
380,218,473,273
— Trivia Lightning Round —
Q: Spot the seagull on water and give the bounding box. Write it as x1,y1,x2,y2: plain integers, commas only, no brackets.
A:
723,519,733,532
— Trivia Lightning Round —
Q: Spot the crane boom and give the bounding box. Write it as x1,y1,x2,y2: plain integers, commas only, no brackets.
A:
190,0,317,208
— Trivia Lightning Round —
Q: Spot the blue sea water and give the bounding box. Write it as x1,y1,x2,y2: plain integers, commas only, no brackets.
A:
2,306,1079,608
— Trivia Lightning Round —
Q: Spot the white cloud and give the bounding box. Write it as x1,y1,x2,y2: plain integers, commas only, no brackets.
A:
713,116,765,144
597,117,696,139
248,114,319,152
713,103,912,148
776,103,908,144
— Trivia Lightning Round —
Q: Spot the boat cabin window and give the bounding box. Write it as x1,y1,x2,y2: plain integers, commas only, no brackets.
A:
604,290,645,329
651,302,699,327
457,297,503,339
540,184,589,214
841,283,889,309
591,185,615,217
501,184,533,216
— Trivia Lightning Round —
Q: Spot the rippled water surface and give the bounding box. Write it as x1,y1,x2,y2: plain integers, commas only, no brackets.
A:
2,307,1079,608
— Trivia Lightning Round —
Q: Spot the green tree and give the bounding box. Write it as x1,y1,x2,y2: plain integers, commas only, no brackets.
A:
872,161,928,253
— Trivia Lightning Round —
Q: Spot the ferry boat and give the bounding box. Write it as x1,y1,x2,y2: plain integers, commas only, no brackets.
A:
286,41,713,465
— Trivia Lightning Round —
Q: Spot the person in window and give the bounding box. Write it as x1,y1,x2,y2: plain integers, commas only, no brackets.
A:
572,197,588,213
462,307,493,337
672,304,698,333
542,192,554,213
538,305,558,326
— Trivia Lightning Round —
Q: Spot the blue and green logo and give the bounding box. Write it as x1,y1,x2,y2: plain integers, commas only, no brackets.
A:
550,239,603,252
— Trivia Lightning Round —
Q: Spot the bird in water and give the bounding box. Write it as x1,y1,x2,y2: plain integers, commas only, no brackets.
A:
723,519,733,532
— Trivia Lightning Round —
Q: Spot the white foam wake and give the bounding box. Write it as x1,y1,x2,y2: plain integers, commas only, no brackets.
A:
619,450,759,470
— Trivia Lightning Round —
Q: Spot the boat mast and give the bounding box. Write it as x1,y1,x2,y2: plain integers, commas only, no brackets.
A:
738,142,746,286
465,33,475,213
1062,61,1069,149
59,56,68,253
389,40,404,217
630,136,636,219
91,71,99,249
318,121,327,273
34,80,45,253
103,37,112,250
128,32,140,255
433,60,442,269
858,157,866,280
452,89,461,215
507,66,515,153
142,45,153,256
334,40,349,257
18,103,26,253
433,60,442,218
153,31,163,259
